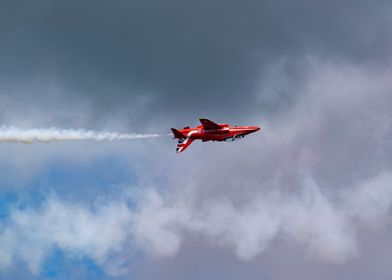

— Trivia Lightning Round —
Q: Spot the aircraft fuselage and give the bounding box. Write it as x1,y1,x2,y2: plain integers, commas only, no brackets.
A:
178,124,260,142
171,119,261,153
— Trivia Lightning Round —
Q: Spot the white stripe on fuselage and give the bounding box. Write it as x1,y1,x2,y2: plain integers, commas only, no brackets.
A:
178,130,198,152
229,128,253,131
184,130,198,143
178,128,253,152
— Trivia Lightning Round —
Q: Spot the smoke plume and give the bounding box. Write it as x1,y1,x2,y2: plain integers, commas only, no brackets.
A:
0,126,162,143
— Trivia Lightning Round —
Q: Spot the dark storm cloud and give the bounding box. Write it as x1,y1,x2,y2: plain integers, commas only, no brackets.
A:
1,0,391,127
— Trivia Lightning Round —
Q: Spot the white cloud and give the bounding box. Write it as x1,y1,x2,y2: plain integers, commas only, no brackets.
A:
0,171,391,274
131,171,391,264
0,197,132,274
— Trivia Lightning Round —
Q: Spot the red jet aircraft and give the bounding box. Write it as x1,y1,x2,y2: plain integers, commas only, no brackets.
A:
171,118,261,153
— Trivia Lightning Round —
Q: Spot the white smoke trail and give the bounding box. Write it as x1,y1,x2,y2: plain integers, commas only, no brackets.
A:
0,126,163,143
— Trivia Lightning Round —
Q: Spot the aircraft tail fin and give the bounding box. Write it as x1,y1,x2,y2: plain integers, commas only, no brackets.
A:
199,118,222,130
171,128,185,139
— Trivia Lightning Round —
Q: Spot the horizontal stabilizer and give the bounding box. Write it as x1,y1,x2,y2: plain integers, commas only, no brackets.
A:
176,138,194,153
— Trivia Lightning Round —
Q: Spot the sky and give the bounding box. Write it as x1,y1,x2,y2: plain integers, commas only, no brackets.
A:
1,0,392,279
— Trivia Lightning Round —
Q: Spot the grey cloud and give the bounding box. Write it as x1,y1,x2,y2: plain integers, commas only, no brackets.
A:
1,168,391,276
1,1,392,279
130,57,392,279
131,171,391,264
1,0,391,127
1,58,392,279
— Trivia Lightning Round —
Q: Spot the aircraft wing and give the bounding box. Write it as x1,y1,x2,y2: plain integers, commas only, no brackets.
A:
199,118,222,130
